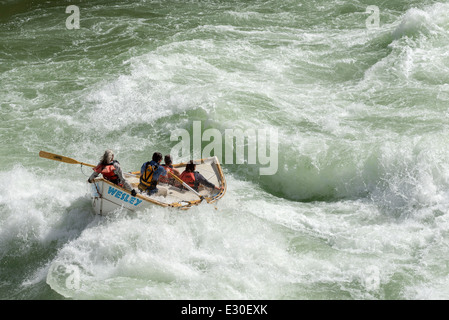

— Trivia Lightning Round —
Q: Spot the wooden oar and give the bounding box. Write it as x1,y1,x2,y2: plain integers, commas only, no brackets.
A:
39,150,95,167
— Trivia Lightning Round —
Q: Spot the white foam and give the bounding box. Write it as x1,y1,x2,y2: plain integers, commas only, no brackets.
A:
0,165,92,253
392,3,449,40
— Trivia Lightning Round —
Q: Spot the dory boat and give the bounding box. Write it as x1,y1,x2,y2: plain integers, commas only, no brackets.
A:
90,156,226,215
39,151,226,215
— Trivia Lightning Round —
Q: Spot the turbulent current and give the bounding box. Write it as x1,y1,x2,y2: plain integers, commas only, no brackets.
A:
2,0,449,300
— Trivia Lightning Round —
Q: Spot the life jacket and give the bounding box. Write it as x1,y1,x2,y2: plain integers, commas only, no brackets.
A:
139,162,158,190
93,161,120,186
159,165,174,184
180,171,195,189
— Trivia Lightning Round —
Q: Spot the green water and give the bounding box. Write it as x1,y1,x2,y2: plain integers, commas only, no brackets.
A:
1,0,449,300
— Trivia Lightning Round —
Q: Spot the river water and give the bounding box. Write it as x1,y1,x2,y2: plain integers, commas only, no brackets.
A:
1,0,449,299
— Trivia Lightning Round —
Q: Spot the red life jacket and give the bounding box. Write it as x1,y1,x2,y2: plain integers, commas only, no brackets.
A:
180,171,195,188
94,162,120,185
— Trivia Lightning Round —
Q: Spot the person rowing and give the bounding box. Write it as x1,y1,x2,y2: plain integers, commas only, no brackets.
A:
88,149,137,196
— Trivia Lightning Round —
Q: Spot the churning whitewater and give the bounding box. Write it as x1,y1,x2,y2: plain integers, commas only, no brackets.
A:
1,0,449,300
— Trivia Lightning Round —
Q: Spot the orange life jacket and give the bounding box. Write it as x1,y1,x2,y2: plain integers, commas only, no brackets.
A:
180,171,195,188
159,165,174,184
93,162,120,185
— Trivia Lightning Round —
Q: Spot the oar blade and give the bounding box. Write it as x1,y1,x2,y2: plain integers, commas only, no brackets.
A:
39,150,79,164
39,151,95,167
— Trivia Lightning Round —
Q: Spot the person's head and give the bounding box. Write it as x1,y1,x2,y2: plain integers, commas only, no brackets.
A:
152,152,163,163
164,155,173,165
101,149,114,164
185,160,196,172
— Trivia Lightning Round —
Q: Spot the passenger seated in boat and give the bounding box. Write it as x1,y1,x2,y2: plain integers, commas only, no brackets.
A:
178,161,223,192
138,152,167,196
159,154,180,185
88,149,137,196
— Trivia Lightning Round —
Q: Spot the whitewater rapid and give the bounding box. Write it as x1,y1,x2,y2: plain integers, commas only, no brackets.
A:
1,0,449,300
